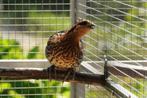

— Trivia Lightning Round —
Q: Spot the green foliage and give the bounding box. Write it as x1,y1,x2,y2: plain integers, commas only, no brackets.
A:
0,80,70,98
0,1,71,96
0,38,70,98
0,39,23,59
27,46,39,59
0,38,41,59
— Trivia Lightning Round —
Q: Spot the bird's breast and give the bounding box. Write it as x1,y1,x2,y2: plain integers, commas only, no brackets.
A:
46,42,82,68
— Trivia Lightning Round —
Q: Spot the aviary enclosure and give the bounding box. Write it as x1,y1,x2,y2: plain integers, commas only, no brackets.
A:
0,0,147,98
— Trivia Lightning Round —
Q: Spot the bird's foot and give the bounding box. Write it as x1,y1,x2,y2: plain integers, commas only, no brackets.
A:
47,65,55,71
63,68,75,83
47,65,55,81
72,67,77,81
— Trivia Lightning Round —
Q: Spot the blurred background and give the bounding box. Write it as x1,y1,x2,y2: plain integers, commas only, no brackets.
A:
0,0,71,98
0,0,147,97
0,0,70,59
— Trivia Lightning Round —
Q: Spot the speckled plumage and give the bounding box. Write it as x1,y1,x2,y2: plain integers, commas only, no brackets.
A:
45,31,83,69
45,21,94,70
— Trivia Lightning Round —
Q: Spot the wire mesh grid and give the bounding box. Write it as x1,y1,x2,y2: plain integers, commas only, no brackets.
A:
0,0,147,98
78,0,147,97
0,0,71,59
85,85,118,98
0,0,71,98
0,79,70,98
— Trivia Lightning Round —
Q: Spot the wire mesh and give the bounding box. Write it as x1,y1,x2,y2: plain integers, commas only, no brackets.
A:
85,85,118,98
77,0,147,97
0,0,147,97
0,0,71,59
0,79,70,98
0,0,71,98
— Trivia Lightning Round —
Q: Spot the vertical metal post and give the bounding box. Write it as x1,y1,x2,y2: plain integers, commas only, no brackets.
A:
77,0,86,19
71,83,85,98
0,1,3,26
70,0,86,98
104,55,109,79
0,0,3,10
70,0,86,24
70,0,77,25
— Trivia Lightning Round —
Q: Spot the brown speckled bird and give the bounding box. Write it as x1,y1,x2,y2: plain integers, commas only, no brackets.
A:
45,20,95,71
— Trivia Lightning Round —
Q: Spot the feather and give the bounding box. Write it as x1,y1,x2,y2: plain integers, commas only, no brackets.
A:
45,20,94,70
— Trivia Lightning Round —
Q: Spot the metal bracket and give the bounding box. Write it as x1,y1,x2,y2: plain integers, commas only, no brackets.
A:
104,55,109,79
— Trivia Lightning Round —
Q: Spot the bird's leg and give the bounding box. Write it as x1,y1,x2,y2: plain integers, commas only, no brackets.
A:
72,64,79,80
62,69,70,83
72,67,76,80
47,65,55,81
62,68,74,83
54,67,57,80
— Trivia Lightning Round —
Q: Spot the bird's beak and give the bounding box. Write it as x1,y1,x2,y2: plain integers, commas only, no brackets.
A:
89,24,95,29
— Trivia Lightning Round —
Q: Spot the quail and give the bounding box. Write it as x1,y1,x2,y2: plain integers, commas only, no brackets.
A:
45,20,95,74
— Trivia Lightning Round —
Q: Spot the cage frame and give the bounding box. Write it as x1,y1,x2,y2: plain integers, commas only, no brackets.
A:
0,0,147,97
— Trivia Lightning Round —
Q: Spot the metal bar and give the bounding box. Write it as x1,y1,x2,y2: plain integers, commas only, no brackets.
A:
0,17,70,19
71,83,85,98
108,62,147,78
105,80,138,98
77,0,86,19
70,0,83,98
0,3,70,5
79,10,145,42
108,72,144,96
0,10,70,12
70,0,77,25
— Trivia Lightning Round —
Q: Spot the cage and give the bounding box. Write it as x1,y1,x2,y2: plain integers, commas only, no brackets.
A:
0,0,147,98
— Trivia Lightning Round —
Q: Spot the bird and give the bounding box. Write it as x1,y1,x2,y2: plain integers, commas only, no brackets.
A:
45,20,95,79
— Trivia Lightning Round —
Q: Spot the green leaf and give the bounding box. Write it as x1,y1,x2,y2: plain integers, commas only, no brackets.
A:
27,46,39,59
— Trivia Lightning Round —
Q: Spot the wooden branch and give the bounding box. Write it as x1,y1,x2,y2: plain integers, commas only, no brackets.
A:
0,60,146,86
0,67,105,85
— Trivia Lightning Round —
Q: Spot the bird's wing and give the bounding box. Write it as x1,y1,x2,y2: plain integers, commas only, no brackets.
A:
45,31,66,58
47,30,66,45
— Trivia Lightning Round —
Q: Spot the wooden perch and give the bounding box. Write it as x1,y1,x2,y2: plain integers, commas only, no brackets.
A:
0,67,106,85
0,60,146,86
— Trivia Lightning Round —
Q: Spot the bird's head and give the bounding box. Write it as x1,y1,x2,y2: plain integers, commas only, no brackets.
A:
65,20,95,42
75,20,95,34
68,20,95,40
